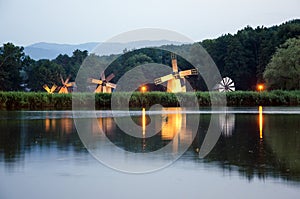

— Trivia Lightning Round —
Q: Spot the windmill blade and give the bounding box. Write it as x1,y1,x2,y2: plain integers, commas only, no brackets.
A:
100,72,105,80
154,74,174,85
227,86,235,91
170,53,178,73
106,82,117,89
227,80,234,87
179,69,198,78
171,57,178,72
88,78,103,85
219,88,226,92
227,81,235,89
50,85,57,93
43,85,51,93
219,81,225,87
65,82,75,87
226,77,231,85
95,85,102,93
60,74,65,85
65,75,71,85
106,73,115,82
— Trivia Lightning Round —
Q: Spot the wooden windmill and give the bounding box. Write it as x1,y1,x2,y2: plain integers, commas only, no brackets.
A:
58,75,75,94
88,72,116,93
154,54,198,93
43,84,57,94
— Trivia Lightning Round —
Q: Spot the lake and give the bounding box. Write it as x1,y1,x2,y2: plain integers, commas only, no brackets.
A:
0,107,299,199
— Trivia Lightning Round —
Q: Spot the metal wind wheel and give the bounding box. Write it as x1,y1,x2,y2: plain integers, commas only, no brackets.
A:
219,113,235,137
217,77,235,92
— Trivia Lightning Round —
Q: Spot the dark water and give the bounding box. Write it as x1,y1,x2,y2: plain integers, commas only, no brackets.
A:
0,107,299,199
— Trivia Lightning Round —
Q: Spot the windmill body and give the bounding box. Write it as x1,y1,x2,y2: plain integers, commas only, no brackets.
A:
58,75,75,94
154,54,198,93
88,72,116,93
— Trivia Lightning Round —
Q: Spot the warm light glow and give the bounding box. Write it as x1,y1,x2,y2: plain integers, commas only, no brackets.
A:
159,107,193,153
161,108,182,140
141,86,147,93
259,106,263,139
95,117,114,135
45,118,50,132
61,118,72,134
257,84,264,92
142,108,146,137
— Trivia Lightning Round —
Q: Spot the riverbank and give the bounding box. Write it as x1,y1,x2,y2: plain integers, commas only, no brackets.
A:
0,90,299,110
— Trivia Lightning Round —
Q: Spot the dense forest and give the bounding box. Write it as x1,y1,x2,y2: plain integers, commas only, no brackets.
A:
0,19,299,92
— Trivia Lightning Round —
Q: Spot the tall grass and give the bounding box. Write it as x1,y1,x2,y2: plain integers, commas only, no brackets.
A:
0,90,299,110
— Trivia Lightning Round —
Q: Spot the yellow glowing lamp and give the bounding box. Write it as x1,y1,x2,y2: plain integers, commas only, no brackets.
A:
257,84,264,92
141,86,147,93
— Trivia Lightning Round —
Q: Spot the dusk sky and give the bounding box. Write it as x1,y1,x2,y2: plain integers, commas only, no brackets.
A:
0,0,299,46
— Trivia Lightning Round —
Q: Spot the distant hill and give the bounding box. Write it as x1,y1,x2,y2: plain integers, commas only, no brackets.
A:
24,40,184,60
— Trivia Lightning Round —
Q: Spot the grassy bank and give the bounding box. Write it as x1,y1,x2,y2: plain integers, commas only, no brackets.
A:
0,90,300,110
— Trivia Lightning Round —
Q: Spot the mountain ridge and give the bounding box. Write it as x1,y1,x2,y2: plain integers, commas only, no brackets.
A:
24,40,184,60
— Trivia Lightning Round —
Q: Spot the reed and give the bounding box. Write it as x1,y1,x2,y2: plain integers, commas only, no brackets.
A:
0,90,299,110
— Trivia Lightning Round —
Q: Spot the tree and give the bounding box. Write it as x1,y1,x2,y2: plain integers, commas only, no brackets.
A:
224,36,251,90
263,38,300,90
25,59,65,91
0,43,31,91
53,49,88,81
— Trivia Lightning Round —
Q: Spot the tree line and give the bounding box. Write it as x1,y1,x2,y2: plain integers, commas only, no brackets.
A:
0,19,299,92
200,19,300,90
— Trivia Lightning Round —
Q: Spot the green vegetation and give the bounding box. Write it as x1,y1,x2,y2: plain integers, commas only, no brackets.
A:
201,19,300,90
0,91,299,110
0,19,299,92
0,43,31,91
263,38,300,90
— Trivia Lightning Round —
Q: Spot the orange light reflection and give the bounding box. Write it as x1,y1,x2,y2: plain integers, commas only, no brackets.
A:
259,106,263,139
161,108,182,140
142,108,146,137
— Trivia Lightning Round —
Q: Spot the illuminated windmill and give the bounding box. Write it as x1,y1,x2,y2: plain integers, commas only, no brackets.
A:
58,75,75,94
154,54,198,93
43,84,57,94
88,72,116,93
215,77,235,92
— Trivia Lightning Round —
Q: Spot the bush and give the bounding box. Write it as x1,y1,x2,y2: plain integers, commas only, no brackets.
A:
0,90,299,110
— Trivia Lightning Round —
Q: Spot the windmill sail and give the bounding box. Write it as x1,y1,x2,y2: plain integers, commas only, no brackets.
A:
58,75,75,94
88,72,116,93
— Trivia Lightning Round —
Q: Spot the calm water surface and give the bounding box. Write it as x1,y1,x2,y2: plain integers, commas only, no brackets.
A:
0,107,299,199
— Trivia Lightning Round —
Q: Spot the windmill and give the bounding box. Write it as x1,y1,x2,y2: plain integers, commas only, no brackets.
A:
219,111,235,137
58,75,75,94
43,84,57,94
215,77,235,92
154,54,198,93
88,72,116,93
213,77,236,137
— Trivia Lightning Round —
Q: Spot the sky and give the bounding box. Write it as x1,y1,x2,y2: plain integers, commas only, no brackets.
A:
0,0,299,46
